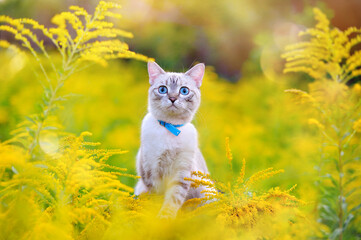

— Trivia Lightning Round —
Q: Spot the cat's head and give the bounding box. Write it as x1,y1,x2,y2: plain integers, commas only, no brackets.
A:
147,61,205,124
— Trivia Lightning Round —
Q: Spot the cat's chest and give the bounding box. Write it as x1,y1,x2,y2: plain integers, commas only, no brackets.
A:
141,115,197,153
157,149,179,170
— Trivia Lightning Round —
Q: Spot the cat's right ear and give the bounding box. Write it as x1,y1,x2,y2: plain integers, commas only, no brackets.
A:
148,61,165,85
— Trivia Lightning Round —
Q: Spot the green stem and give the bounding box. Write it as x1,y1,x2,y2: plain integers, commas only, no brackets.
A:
338,139,344,240
27,76,64,158
27,13,98,158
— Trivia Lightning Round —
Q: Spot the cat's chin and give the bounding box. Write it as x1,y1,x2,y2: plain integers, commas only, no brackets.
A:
164,110,186,118
151,109,193,124
167,106,190,117
167,105,179,111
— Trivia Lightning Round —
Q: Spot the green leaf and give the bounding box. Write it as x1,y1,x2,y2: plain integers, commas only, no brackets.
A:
341,132,350,140
344,176,358,186
54,97,67,102
345,186,361,197
44,88,51,98
343,213,354,230
319,204,338,220
42,126,58,130
331,125,339,134
329,228,342,240
25,116,37,125
42,95,49,105
327,174,339,188
350,203,361,213
26,127,35,138
11,166,19,174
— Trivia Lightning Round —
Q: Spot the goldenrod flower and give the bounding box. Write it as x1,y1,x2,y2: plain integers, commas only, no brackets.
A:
308,118,325,130
225,137,233,169
282,8,361,84
353,118,361,132
184,143,301,230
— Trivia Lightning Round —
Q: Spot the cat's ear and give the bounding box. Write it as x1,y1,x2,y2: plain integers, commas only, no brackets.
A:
185,63,205,88
148,61,165,85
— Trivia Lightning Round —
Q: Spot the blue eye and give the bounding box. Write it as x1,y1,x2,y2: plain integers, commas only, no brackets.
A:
158,86,168,94
180,87,189,95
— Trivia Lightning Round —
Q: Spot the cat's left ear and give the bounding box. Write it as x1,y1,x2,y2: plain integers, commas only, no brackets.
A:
185,63,205,88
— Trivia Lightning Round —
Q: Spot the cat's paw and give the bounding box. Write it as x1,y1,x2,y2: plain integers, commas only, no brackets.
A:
157,207,177,219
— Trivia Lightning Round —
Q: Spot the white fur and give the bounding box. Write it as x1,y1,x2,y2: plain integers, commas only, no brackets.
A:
135,62,209,218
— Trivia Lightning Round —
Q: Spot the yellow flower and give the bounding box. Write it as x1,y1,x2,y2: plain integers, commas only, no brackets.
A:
353,118,361,132
237,158,246,185
284,89,315,105
0,40,10,48
225,137,233,169
308,118,325,130
282,8,361,83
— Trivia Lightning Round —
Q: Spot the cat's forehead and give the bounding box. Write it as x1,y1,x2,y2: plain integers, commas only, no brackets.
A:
166,74,182,85
158,73,193,87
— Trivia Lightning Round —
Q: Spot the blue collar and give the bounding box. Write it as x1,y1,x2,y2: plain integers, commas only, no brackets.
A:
158,120,184,136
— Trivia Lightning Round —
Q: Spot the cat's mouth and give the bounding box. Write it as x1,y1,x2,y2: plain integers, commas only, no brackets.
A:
168,104,178,109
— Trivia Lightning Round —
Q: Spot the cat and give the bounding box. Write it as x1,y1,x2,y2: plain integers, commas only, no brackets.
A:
134,61,210,218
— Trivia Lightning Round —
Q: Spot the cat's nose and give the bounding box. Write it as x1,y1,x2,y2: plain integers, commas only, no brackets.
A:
169,97,177,103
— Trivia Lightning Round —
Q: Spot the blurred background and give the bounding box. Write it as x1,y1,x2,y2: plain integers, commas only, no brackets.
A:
1,0,361,200
2,0,361,80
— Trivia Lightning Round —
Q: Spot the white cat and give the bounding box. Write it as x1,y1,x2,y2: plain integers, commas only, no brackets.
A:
134,61,210,218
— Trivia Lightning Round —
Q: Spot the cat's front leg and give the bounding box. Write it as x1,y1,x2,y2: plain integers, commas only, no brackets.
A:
134,179,148,196
158,177,190,218
134,149,154,195
158,151,193,218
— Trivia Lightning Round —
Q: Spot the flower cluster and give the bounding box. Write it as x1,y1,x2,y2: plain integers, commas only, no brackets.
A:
183,138,303,229
282,8,361,83
0,1,151,160
283,8,361,239
0,132,138,239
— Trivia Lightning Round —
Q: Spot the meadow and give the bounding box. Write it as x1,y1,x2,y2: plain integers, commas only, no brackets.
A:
0,1,361,239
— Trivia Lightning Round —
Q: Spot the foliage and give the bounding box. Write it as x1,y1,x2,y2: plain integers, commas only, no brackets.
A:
0,52,316,239
283,8,361,83
0,1,147,239
283,8,361,239
0,132,136,239
0,52,309,239
0,0,150,159
184,142,303,230
100,139,306,240
115,0,327,77
5,1,361,239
